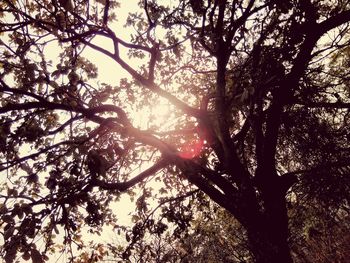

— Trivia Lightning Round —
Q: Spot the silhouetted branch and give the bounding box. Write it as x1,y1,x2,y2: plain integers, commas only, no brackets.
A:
94,158,168,191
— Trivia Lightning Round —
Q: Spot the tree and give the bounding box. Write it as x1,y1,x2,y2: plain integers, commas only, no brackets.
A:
0,0,349,262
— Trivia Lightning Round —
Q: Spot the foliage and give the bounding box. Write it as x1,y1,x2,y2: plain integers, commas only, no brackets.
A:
0,0,350,262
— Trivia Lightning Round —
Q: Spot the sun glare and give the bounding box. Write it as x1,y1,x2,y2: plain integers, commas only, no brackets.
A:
150,103,172,124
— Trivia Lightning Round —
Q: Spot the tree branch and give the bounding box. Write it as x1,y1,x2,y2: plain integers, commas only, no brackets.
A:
93,158,168,191
0,100,130,125
82,40,202,119
282,160,350,178
317,10,350,36
0,140,77,171
103,0,110,25
293,100,350,109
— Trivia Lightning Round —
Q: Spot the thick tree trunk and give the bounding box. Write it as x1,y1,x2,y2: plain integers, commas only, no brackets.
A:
245,189,293,263
247,219,293,263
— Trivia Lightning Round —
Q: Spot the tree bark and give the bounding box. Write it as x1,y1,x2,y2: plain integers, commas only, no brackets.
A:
246,192,293,263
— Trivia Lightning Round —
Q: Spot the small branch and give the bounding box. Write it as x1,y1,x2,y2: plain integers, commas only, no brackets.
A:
0,100,130,125
103,0,110,25
0,140,76,171
94,158,168,191
148,44,159,82
150,128,196,136
143,189,200,225
233,117,251,143
0,80,46,101
293,100,350,109
282,160,350,178
144,0,155,28
47,115,83,135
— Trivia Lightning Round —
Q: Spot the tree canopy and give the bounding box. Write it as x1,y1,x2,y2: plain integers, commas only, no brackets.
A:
0,0,349,262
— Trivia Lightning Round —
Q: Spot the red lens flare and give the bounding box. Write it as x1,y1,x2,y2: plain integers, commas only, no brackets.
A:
178,139,205,159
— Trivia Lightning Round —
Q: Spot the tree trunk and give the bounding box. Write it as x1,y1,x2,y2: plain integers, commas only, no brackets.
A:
245,191,293,263
247,224,293,263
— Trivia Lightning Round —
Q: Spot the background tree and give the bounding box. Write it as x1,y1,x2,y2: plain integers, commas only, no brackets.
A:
0,0,349,262
102,194,349,263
